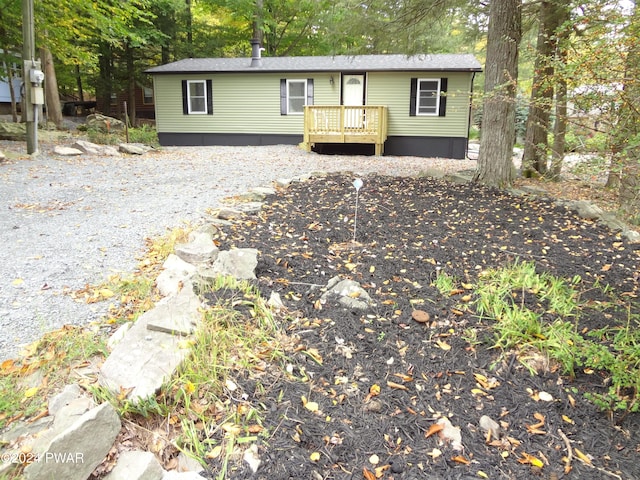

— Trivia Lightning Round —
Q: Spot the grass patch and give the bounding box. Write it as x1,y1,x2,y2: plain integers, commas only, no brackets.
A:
90,275,288,476
84,124,160,147
0,326,107,431
472,260,639,422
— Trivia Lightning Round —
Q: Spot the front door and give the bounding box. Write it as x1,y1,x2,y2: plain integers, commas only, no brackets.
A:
342,74,365,128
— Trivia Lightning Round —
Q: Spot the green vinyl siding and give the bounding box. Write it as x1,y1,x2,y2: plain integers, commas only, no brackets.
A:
153,70,473,138
366,72,472,138
154,73,338,134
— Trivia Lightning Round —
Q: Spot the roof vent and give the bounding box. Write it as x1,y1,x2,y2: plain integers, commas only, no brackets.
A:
250,39,264,67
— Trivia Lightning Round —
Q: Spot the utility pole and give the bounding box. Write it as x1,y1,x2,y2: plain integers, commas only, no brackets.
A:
22,0,42,154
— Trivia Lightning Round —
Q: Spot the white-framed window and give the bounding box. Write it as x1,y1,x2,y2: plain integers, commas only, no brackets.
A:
143,87,153,105
416,78,441,116
287,79,307,114
187,79,207,114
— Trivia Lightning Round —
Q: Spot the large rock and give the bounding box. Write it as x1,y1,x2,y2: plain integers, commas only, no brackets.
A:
156,254,198,297
119,143,151,155
86,113,125,132
104,450,164,480
320,276,373,311
145,283,202,336
0,121,26,140
198,248,258,281
99,312,191,402
54,145,83,156
24,402,121,480
175,231,218,265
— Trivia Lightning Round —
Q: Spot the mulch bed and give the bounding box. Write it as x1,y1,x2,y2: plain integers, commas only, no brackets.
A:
204,173,640,480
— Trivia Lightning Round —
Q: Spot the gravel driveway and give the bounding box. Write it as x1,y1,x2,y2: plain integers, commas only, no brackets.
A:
0,141,476,361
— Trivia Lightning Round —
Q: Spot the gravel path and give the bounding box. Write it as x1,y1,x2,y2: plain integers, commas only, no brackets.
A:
0,141,476,361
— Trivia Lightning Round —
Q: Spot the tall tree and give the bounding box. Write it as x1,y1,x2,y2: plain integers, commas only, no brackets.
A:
473,0,522,188
613,0,640,222
521,0,569,178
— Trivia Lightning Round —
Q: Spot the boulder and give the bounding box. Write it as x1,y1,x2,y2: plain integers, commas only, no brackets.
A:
156,254,197,297
24,402,121,480
321,276,373,311
209,248,258,280
53,146,83,156
119,143,148,155
99,313,191,402
86,113,125,132
175,231,218,265
103,450,164,480
0,121,26,140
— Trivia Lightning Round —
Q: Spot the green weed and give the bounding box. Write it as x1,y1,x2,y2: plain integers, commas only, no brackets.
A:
473,260,639,421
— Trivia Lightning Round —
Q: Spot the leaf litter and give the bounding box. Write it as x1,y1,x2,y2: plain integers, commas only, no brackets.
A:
198,173,639,479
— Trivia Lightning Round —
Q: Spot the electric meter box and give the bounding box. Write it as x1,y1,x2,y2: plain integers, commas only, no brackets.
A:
32,86,44,105
30,69,44,85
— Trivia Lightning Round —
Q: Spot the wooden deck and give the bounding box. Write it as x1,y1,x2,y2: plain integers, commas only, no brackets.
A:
301,105,388,155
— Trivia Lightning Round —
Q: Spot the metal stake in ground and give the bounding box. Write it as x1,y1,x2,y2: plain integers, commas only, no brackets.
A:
352,178,363,243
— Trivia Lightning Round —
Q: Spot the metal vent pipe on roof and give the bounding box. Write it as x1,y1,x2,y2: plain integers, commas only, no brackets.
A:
250,39,263,67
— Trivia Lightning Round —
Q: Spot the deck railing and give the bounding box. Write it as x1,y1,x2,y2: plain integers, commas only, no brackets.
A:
302,105,388,155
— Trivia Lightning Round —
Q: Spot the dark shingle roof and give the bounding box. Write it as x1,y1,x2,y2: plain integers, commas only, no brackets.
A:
146,53,482,75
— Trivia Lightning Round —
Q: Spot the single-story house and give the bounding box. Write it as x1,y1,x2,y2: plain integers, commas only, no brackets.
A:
146,43,481,158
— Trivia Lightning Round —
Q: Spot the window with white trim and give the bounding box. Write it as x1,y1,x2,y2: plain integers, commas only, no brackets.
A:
287,79,307,114
143,87,153,105
416,78,441,115
187,80,207,114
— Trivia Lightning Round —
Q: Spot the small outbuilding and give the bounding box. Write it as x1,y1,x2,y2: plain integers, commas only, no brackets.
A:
146,43,481,159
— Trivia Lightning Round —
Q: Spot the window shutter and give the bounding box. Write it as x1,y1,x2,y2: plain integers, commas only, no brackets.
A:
206,80,213,115
409,78,417,116
439,78,448,117
280,79,287,115
182,80,188,114
306,79,314,106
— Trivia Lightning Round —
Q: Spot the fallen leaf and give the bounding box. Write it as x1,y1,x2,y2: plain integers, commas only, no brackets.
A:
518,452,544,468
24,387,38,398
369,384,381,396
304,401,320,413
427,448,442,458
363,466,376,480
574,448,593,466
387,381,408,391
374,464,390,477
425,422,444,438
436,340,451,351
393,373,413,382
221,423,242,435
451,455,470,465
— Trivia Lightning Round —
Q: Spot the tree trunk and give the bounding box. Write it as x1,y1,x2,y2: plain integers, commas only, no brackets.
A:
126,43,136,127
522,0,565,178
615,2,640,223
40,47,63,128
97,43,113,116
3,60,18,122
75,64,84,102
473,0,522,188
549,72,567,180
185,0,193,56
